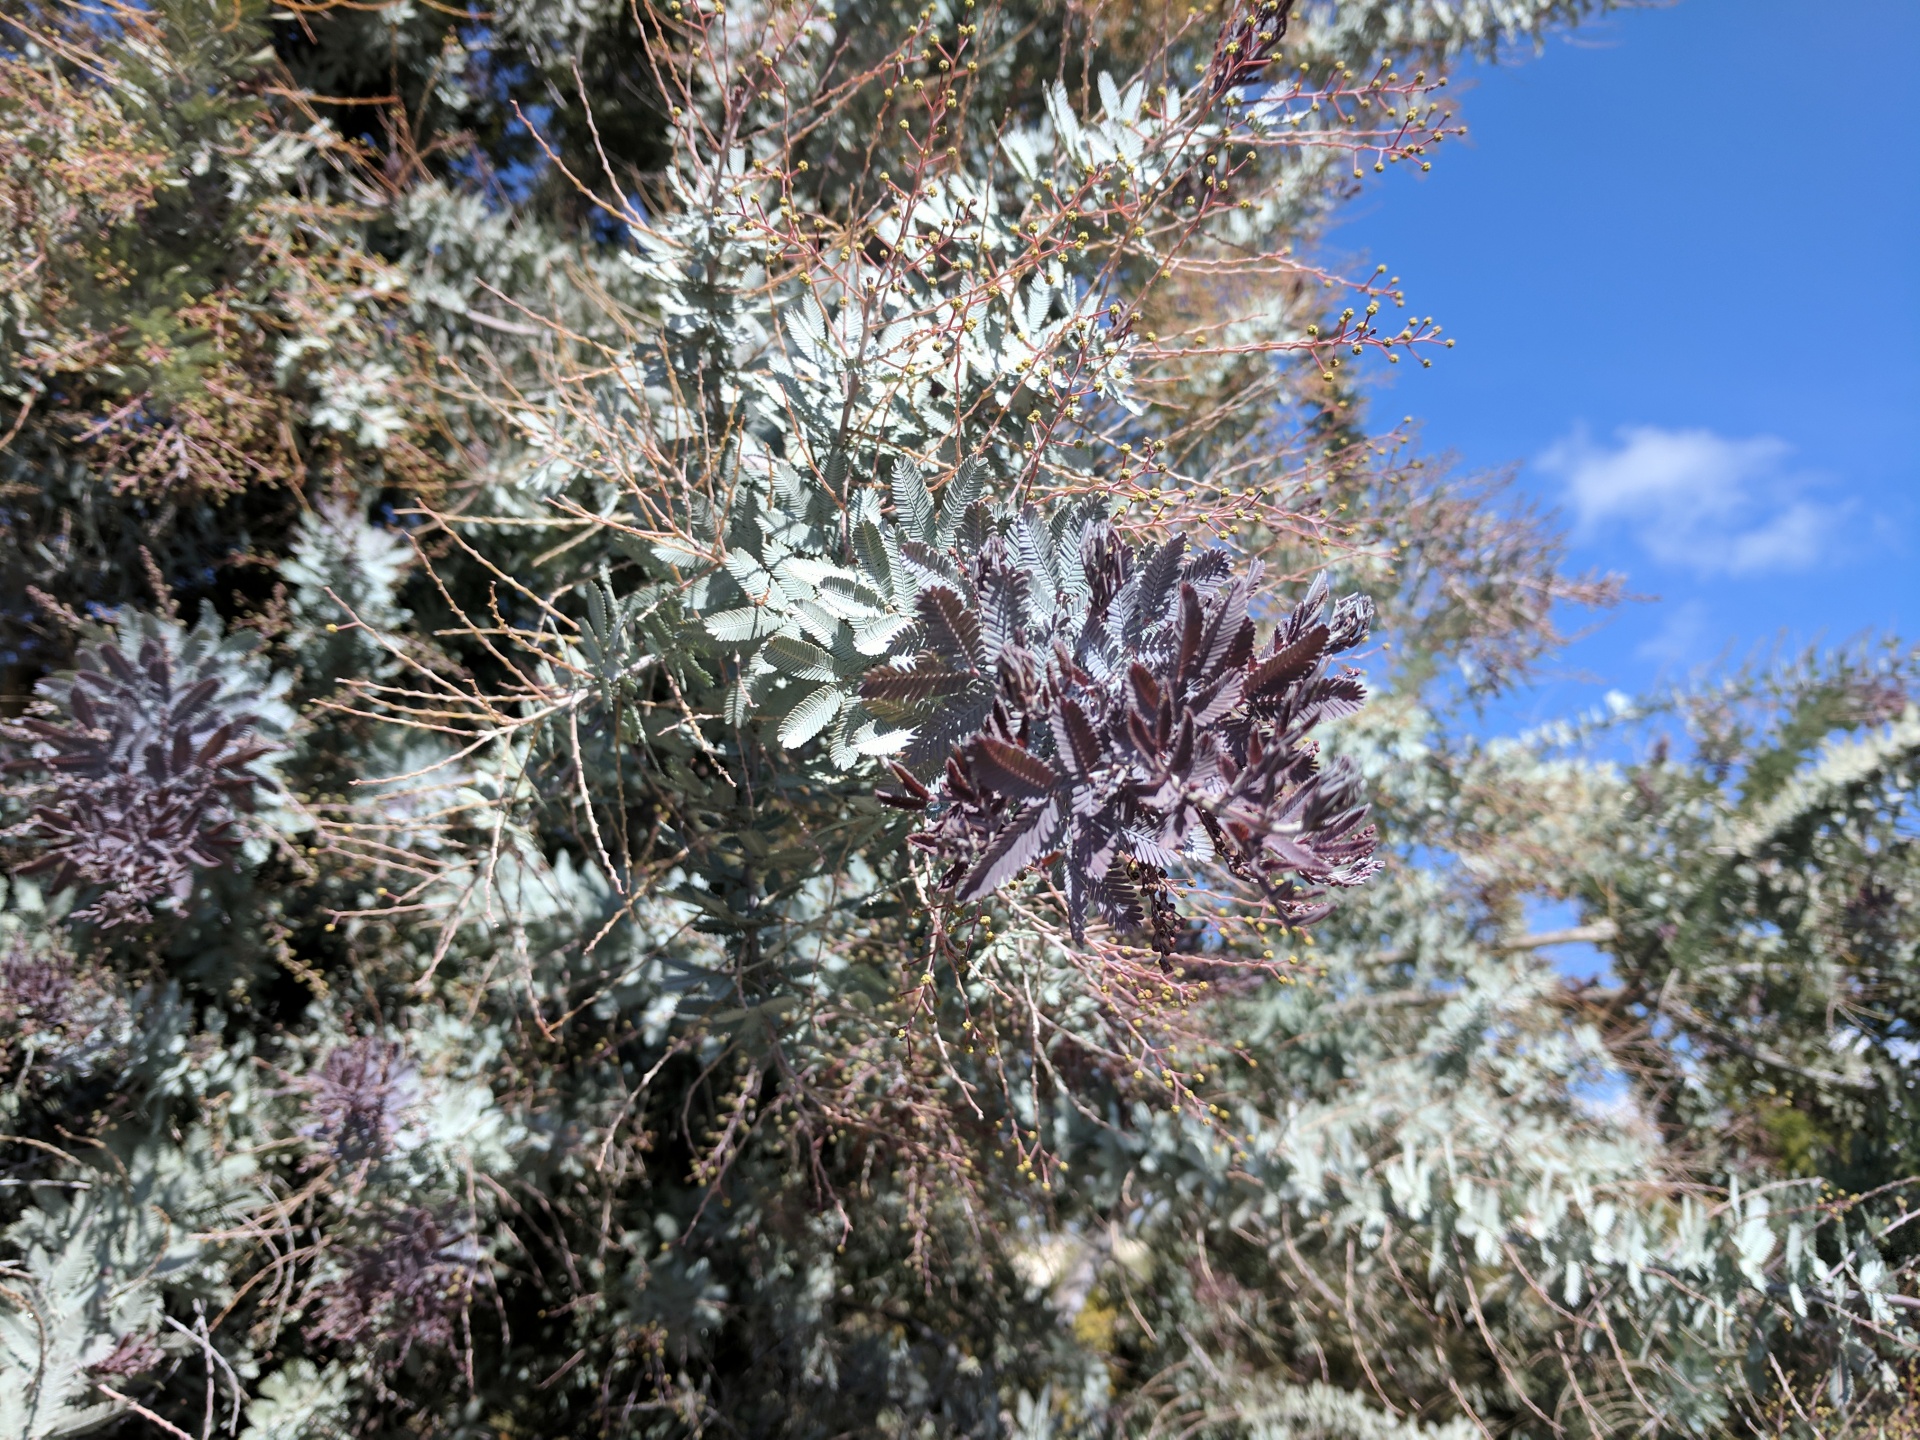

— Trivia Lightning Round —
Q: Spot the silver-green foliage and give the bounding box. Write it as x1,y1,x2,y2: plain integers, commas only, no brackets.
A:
2,0,1913,1436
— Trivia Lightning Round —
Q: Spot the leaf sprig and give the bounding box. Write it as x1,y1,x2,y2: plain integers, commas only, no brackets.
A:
870,504,1378,946
3,614,279,927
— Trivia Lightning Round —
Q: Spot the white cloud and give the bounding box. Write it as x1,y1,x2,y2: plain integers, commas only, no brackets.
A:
1539,425,1842,575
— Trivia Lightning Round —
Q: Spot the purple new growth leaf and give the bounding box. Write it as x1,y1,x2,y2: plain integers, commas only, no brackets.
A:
863,503,1380,949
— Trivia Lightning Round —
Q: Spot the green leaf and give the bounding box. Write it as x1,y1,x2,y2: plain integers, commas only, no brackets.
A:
936,456,986,548
852,613,914,657
764,635,837,682
779,683,843,747
891,456,934,544
725,671,753,727
723,550,779,602
853,519,893,595
815,574,888,621
649,538,713,570
706,607,777,644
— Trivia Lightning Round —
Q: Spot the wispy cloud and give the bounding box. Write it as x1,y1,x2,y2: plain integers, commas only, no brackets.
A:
1635,599,1712,668
1540,425,1842,575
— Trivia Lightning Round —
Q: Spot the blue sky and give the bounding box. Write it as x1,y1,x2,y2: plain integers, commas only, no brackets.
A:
1331,0,1919,726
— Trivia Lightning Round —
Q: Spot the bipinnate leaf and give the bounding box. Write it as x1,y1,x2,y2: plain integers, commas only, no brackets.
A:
955,799,1062,903
891,457,934,543
707,608,779,645
917,586,985,671
779,684,843,747
765,635,838,682
936,457,987,548
891,503,1378,946
968,737,1059,799
1247,625,1327,698
862,665,978,708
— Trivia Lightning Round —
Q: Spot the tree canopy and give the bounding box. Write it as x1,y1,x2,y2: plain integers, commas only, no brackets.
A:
0,0,1914,1436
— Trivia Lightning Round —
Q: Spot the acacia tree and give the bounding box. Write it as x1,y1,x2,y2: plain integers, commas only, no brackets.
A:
1,0,1915,1437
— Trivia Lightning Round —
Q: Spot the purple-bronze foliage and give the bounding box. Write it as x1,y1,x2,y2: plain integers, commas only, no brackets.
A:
296,1037,419,1171
309,1205,484,1370
292,1041,480,1371
0,934,128,1081
866,507,1380,948
3,615,277,927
